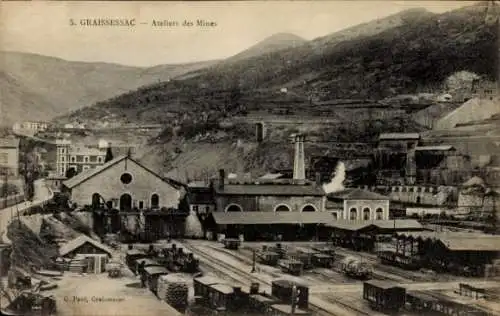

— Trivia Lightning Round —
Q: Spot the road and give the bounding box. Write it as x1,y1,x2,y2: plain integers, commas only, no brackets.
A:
0,179,53,244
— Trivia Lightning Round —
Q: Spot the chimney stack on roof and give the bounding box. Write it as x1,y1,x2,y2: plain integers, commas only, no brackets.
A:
219,169,225,189
293,134,306,183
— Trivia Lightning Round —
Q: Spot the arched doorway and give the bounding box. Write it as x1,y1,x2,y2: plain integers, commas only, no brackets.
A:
225,204,243,212
275,204,291,212
363,208,371,220
376,208,384,220
301,205,316,212
91,193,101,208
120,194,132,211
151,194,159,209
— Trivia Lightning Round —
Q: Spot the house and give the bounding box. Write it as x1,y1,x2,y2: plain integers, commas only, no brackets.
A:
62,155,185,241
59,235,113,274
0,137,20,177
187,181,215,216
327,188,390,221
55,139,106,176
62,155,181,211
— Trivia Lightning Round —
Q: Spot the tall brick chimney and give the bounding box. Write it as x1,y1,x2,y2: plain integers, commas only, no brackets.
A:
219,169,225,189
293,134,306,182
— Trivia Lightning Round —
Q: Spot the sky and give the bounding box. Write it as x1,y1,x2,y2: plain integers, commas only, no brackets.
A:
0,1,474,67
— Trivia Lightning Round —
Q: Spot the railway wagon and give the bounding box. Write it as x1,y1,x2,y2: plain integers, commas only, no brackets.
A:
267,243,287,259
271,279,309,310
268,304,311,316
312,245,336,256
377,251,421,271
143,266,169,294
405,290,440,314
290,248,316,269
223,238,241,250
278,259,303,276
248,294,279,314
134,258,163,275
194,275,224,300
125,249,150,272
258,251,280,266
312,253,334,268
206,284,247,312
363,280,406,313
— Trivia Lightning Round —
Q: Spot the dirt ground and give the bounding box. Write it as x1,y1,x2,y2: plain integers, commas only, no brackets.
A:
45,269,181,316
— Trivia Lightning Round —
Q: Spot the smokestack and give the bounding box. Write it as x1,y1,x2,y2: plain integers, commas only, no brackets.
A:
293,134,306,181
315,172,322,186
219,169,225,189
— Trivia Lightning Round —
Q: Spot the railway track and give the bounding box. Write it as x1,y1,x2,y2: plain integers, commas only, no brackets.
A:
182,241,372,316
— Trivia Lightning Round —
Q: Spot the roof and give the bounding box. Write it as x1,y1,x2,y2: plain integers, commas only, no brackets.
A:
195,275,222,285
63,155,177,189
0,138,20,148
211,283,234,295
258,173,284,180
379,133,420,140
211,211,336,225
364,280,401,290
439,236,500,252
406,291,440,302
250,294,277,303
328,188,388,200
135,258,161,266
462,176,486,188
59,235,113,257
215,184,325,196
326,219,423,231
415,145,455,151
143,266,169,275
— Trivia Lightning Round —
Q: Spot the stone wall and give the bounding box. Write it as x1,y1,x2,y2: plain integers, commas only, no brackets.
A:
215,194,324,212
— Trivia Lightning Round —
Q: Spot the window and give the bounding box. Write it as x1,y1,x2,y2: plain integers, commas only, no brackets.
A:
0,153,8,164
376,208,384,220
349,208,357,220
226,204,243,212
275,204,291,212
120,173,132,184
84,156,89,163
139,201,144,209
363,208,371,220
332,212,338,220
70,156,76,162
301,205,316,212
97,156,103,163
151,194,159,208
416,196,421,204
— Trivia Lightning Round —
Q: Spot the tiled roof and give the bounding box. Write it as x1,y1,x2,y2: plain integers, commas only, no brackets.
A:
59,235,113,257
211,211,336,225
379,133,420,140
63,155,176,189
215,184,325,196
326,219,422,231
415,145,455,151
0,138,20,148
328,188,388,200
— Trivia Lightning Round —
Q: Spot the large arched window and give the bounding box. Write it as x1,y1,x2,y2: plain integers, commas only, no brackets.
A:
349,208,357,220
91,193,100,208
275,204,291,212
301,205,316,212
363,208,371,220
376,208,384,220
225,204,243,212
151,194,159,209
332,212,338,220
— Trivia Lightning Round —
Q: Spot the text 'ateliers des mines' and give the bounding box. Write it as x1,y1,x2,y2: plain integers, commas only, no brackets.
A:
70,18,218,27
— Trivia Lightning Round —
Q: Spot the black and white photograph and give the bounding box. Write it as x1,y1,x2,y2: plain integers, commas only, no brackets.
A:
0,1,499,315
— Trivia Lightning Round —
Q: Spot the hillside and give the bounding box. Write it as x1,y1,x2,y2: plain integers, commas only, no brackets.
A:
63,3,496,127
228,33,306,61
0,51,217,125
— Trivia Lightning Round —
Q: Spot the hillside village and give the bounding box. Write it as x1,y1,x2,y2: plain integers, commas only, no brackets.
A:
1,1,500,316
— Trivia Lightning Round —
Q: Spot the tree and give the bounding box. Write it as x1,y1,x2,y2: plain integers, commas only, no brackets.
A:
105,147,114,162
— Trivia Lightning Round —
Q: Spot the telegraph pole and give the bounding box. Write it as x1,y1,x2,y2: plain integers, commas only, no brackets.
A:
291,284,298,315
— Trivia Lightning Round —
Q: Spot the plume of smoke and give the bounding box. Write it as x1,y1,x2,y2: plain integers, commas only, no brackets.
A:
323,161,346,194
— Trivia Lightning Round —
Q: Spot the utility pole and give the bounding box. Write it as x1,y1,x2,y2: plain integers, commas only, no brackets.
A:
291,284,298,315
251,249,256,273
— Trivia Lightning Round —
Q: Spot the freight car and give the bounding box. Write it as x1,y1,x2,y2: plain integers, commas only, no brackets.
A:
341,256,372,279
258,251,280,266
377,251,421,270
223,238,241,250
143,266,169,294
363,280,406,312
311,253,334,268
125,249,150,272
271,279,309,310
134,258,163,275
278,259,304,276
